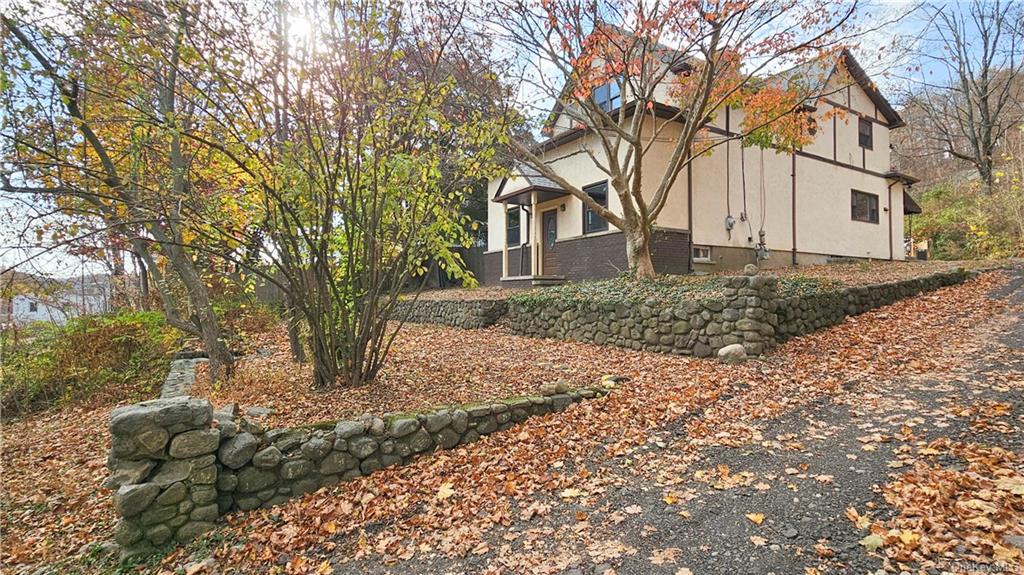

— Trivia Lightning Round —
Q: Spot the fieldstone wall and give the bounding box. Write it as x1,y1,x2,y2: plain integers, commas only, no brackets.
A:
107,385,609,558
395,299,508,329
776,268,973,339
500,268,981,356
502,274,779,358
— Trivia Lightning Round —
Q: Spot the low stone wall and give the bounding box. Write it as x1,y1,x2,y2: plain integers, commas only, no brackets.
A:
107,385,608,558
500,268,981,356
502,274,778,358
776,269,972,339
395,298,508,329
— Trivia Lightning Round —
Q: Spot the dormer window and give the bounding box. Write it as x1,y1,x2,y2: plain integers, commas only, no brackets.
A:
593,81,621,112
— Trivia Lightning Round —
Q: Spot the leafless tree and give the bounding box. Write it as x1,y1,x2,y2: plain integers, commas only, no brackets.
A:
900,0,1024,192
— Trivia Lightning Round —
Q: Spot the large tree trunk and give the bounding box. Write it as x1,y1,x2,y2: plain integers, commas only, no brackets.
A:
284,292,306,363
625,227,656,279
173,254,234,380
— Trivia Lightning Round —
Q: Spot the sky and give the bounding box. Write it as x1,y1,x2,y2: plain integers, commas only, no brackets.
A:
0,0,1004,279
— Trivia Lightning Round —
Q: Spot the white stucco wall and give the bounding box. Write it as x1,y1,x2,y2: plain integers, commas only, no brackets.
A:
488,57,908,265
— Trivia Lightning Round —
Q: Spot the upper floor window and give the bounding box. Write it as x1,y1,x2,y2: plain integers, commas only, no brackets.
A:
858,117,873,149
28,301,38,312
593,81,621,112
506,206,522,246
851,190,879,224
583,181,609,234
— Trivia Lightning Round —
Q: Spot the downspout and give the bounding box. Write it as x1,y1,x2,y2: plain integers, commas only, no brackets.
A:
725,107,732,240
520,208,529,276
687,159,693,273
887,182,896,260
791,153,797,266
501,203,509,279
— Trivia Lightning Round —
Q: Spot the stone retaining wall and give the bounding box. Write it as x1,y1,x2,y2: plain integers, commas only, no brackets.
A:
106,385,608,558
502,274,778,357
394,298,508,329
399,269,979,357
775,269,972,339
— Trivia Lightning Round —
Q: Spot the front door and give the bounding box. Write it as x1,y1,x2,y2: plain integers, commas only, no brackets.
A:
542,209,558,275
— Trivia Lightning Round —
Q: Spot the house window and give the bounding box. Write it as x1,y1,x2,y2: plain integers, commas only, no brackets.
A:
593,80,621,112
506,206,521,246
28,301,38,312
692,245,712,263
858,117,873,149
851,190,879,223
583,181,609,234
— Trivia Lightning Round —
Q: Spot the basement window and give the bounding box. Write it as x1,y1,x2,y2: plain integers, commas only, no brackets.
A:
692,245,712,263
858,117,873,149
851,190,879,224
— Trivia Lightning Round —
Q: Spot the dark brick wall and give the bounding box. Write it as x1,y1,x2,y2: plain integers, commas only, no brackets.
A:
481,246,531,285
552,233,629,281
479,229,692,286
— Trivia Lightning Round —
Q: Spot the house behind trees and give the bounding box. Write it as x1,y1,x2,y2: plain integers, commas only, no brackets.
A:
482,51,922,286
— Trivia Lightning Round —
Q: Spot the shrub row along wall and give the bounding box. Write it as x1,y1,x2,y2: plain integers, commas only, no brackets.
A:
106,386,608,558
394,298,508,329
504,274,779,358
775,269,972,339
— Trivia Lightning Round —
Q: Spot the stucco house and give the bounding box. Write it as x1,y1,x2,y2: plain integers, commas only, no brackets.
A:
482,50,921,286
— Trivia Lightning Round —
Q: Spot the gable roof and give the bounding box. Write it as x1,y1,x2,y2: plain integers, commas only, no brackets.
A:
834,50,904,128
493,163,570,205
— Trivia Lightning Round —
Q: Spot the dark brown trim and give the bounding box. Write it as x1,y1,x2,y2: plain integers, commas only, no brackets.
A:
884,171,920,185
493,184,565,204
705,122,902,181
837,50,905,128
795,149,888,179
825,99,889,127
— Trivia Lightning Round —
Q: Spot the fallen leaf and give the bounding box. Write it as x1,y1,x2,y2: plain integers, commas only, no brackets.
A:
436,483,456,500
859,534,884,552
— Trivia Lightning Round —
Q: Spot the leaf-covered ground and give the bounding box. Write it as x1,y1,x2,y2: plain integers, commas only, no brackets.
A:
2,266,1020,574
